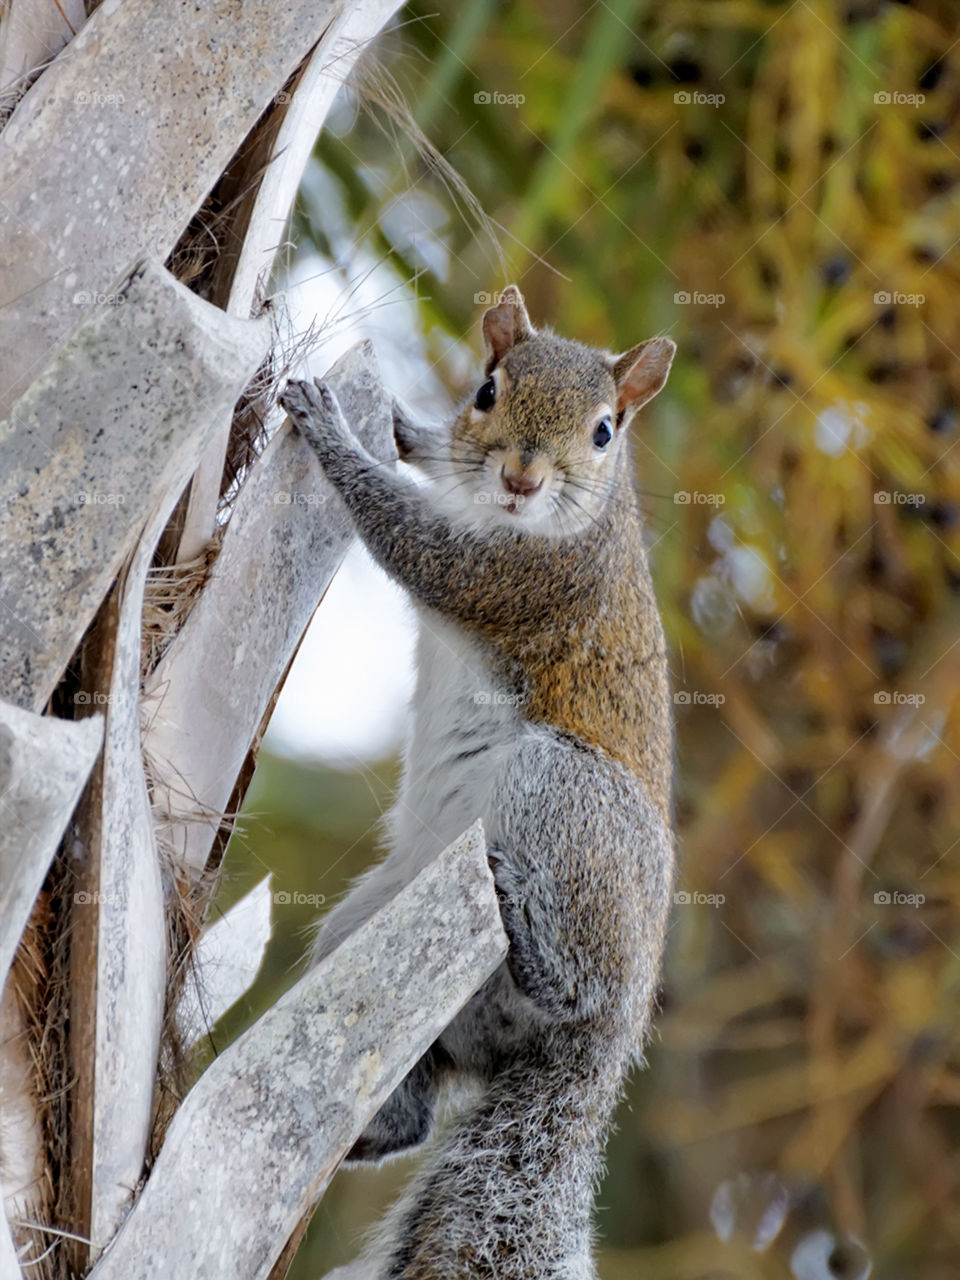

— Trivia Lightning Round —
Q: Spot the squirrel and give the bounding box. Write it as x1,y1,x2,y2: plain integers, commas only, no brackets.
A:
280,285,676,1280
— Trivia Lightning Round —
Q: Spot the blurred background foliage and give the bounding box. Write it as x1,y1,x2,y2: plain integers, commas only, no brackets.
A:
214,0,960,1275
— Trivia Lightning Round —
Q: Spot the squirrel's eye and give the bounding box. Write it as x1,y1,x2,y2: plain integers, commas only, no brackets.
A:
474,378,497,412
593,417,613,449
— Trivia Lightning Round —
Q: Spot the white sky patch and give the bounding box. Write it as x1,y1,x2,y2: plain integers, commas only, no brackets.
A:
265,241,461,763
266,540,417,764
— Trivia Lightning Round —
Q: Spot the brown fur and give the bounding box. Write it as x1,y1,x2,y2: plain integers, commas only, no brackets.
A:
280,287,676,1279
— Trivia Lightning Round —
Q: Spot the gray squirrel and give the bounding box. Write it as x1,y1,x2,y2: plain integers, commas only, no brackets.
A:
280,285,676,1279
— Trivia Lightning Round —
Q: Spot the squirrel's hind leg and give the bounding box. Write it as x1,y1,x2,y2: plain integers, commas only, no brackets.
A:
487,727,673,1031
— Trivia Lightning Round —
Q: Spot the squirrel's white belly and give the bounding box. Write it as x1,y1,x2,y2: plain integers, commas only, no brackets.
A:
387,613,523,868
313,612,522,958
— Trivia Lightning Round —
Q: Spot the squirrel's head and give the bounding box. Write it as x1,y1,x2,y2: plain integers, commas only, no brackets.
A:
422,286,675,535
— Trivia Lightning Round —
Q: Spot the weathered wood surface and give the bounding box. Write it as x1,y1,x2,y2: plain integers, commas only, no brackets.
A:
176,0,405,560
70,463,270,1260
0,259,269,713
179,877,274,1051
0,257,265,1261
88,822,507,1280
0,700,102,992
0,0,401,416
144,340,396,875
68,564,167,1265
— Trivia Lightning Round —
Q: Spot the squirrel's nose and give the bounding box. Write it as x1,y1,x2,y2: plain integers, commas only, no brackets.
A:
501,468,543,497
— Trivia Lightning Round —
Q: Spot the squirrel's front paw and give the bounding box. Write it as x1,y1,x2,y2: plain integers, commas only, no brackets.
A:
280,378,352,461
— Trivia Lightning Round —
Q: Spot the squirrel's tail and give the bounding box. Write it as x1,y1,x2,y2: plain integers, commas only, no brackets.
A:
365,1042,622,1280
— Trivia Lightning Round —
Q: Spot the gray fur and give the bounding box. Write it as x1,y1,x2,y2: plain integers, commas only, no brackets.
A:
280,326,675,1279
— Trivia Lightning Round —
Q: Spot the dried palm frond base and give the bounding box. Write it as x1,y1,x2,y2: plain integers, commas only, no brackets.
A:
141,545,220,682
216,300,318,520
7,882,77,1280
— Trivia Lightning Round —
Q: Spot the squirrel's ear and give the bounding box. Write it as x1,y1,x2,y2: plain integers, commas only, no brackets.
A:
482,285,536,373
610,337,676,421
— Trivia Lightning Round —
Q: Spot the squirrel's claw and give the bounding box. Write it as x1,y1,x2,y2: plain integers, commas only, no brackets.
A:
280,378,352,460
280,377,319,425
